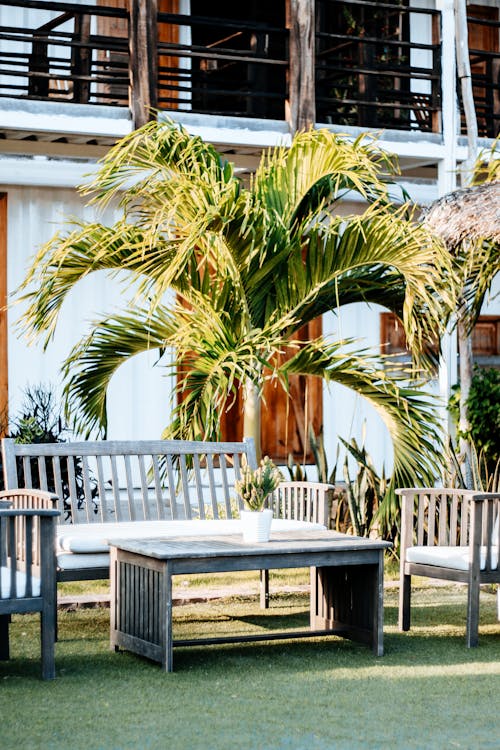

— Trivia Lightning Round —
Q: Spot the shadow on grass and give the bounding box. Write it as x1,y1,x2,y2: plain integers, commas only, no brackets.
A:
2,586,499,682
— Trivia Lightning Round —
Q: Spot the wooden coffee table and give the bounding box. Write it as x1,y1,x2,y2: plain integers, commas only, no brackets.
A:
109,530,391,671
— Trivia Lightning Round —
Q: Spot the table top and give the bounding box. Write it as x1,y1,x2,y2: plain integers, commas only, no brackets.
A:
108,530,391,560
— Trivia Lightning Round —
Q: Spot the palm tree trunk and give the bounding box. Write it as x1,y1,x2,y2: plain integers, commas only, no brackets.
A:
243,377,262,462
454,0,477,488
458,314,474,488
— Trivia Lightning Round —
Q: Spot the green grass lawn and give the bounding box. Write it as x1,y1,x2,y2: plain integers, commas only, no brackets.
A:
1,582,499,750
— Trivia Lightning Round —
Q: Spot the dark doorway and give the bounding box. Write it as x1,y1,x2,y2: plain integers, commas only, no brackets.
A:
189,0,287,119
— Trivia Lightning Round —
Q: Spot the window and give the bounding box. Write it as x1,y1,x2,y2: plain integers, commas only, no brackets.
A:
380,312,500,363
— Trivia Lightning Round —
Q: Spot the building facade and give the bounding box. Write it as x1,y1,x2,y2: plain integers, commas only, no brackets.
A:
0,0,498,472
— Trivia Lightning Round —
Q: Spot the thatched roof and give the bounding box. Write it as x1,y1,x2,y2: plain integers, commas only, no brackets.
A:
422,180,500,247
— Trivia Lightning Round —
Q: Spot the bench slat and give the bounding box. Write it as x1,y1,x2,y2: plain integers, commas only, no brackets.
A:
152,455,166,520
124,456,136,522
52,456,65,518
67,456,80,523
138,455,150,520
95,456,108,523
179,454,192,520
81,456,94,523
220,454,232,519
193,455,204,520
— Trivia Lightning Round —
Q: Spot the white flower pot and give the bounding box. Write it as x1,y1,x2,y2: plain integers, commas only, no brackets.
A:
240,508,273,543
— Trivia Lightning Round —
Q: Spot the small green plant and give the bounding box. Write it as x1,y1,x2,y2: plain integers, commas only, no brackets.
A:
0,384,97,519
235,457,283,511
6,384,67,444
286,424,393,539
339,429,390,539
286,424,336,484
445,437,500,492
449,366,500,475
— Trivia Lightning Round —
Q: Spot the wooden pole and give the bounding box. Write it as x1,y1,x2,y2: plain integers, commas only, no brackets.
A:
287,0,315,133
454,0,479,485
0,195,8,434
454,0,478,186
129,0,158,129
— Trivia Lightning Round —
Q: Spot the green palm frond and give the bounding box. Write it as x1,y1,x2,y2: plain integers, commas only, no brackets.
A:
281,338,443,487
82,119,239,207
17,220,181,345
252,129,398,225
62,305,175,437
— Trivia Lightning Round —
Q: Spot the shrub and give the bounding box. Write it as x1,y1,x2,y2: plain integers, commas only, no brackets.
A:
0,384,97,519
449,366,500,473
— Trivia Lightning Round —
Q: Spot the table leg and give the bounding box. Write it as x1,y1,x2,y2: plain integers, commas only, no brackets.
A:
311,555,384,655
161,562,174,672
0,614,10,660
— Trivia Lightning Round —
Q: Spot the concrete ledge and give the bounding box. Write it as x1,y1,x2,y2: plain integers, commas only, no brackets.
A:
58,584,311,610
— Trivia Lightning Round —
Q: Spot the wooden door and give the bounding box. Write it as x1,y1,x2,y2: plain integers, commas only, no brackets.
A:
218,317,323,463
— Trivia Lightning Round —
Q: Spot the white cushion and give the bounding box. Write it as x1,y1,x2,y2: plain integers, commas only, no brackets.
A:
55,518,325,571
57,552,111,571
57,518,325,554
406,545,498,571
0,566,40,598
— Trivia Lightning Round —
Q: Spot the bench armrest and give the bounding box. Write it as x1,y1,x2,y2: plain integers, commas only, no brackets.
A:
271,481,333,527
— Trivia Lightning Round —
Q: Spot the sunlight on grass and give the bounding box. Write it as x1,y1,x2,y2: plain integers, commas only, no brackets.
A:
2,583,499,750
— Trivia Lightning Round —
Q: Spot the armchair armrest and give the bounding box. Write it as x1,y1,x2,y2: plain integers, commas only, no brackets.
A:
271,481,333,527
0,489,59,511
0,506,60,573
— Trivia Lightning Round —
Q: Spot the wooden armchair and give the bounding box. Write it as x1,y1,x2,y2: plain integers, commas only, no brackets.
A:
0,491,60,679
397,488,499,647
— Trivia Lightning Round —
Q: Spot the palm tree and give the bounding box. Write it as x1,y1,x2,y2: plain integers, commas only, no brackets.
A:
423,146,500,485
18,121,454,502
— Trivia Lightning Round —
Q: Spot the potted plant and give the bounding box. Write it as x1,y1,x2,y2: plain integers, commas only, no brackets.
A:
235,456,282,542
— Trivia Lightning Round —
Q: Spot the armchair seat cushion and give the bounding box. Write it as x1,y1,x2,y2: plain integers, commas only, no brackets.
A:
0,566,41,598
406,545,498,571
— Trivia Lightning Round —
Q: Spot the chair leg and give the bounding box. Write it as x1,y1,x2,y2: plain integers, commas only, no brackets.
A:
260,569,270,609
466,579,481,648
40,607,56,680
398,573,411,631
0,614,10,660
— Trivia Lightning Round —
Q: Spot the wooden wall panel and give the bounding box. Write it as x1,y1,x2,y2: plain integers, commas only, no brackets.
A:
96,0,129,104
158,0,180,107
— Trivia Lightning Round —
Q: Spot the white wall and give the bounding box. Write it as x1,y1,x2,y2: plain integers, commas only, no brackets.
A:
5,185,174,440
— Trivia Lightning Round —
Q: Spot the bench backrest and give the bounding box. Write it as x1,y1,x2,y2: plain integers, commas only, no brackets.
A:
2,438,257,524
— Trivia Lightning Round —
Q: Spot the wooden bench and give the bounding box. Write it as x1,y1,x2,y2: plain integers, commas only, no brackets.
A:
1,437,331,605
398,487,500,646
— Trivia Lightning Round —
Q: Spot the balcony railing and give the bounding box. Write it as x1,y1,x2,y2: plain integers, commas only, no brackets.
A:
461,11,500,139
0,0,499,138
315,0,441,132
156,11,288,120
0,0,129,105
